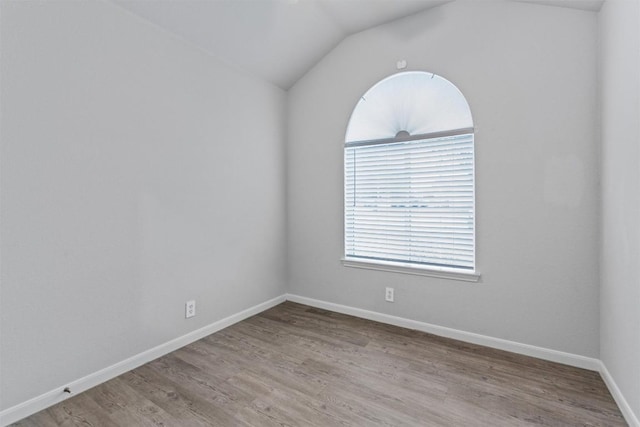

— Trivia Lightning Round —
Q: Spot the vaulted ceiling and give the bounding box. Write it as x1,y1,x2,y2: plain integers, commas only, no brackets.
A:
113,0,604,90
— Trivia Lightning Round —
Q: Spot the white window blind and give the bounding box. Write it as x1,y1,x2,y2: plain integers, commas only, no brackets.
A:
345,131,475,270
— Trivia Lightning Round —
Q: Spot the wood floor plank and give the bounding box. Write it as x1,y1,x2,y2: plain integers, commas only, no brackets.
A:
124,365,246,427
145,354,254,417
11,301,627,426
43,393,120,427
10,411,59,427
85,377,177,427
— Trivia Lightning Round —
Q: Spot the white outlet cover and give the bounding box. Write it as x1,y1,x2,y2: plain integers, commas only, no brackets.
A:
185,300,196,318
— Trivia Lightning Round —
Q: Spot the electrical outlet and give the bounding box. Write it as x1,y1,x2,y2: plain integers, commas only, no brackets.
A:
385,287,394,302
185,300,196,318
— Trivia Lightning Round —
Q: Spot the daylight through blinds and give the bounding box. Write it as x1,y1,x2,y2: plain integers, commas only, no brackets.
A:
345,133,474,269
344,72,474,271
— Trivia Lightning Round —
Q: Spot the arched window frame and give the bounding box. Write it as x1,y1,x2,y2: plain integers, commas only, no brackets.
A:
342,71,479,282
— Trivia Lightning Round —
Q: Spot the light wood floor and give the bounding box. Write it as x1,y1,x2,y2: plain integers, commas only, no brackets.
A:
12,301,626,426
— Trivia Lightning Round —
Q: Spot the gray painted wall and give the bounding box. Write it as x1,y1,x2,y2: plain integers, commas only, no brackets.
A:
287,0,600,358
599,0,640,419
0,0,287,410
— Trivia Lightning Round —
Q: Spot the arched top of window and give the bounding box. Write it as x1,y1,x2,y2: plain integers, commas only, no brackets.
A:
345,71,473,144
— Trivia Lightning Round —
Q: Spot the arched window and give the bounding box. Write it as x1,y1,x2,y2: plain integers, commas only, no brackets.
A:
344,71,476,275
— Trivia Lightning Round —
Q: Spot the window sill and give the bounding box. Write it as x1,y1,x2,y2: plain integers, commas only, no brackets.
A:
341,258,480,282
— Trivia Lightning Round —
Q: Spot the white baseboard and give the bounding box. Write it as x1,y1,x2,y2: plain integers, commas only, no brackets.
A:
599,361,640,427
0,294,286,427
285,294,601,371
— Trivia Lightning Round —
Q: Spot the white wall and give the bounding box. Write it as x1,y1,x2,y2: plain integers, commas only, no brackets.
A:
599,0,640,420
0,0,286,410
287,0,600,357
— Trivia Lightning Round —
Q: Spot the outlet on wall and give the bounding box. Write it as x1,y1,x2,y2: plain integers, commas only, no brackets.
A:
185,300,196,318
385,287,394,302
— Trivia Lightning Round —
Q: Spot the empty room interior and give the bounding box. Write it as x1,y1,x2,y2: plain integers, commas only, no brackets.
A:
1,0,639,425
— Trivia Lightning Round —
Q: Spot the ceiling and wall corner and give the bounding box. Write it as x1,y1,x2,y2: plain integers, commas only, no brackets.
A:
112,0,603,90
515,0,604,11
112,0,452,89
